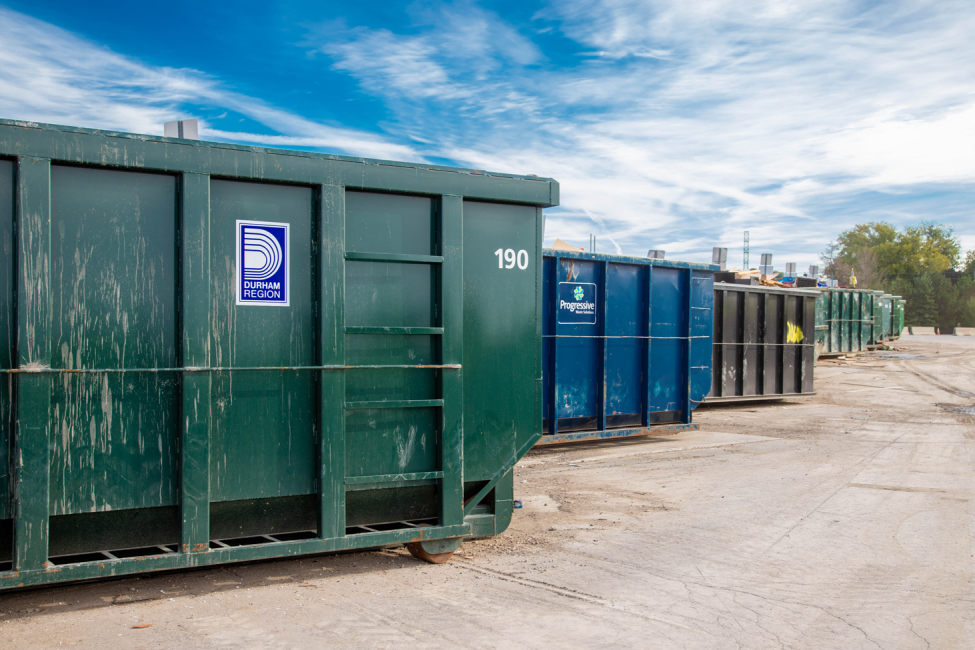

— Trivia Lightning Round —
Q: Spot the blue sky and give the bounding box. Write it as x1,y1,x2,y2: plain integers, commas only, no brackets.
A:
1,1,973,269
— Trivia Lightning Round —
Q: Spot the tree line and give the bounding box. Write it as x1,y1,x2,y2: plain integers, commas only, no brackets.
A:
821,222,975,330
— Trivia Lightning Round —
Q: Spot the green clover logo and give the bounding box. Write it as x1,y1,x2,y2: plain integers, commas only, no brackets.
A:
573,285,585,301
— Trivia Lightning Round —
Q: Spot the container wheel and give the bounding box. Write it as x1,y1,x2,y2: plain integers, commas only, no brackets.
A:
405,537,464,564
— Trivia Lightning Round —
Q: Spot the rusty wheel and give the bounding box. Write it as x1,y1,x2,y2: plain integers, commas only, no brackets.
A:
406,542,455,564
405,537,463,564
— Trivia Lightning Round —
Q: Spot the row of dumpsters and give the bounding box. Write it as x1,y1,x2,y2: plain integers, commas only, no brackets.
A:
0,120,904,588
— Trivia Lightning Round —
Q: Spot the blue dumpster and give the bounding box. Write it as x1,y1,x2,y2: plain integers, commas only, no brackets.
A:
539,250,717,445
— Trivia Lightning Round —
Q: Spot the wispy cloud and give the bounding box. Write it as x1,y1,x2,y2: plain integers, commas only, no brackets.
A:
0,6,420,161
308,0,975,266
2,2,974,269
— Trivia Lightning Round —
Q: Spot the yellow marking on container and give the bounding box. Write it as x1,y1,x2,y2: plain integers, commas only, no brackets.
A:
787,322,803,343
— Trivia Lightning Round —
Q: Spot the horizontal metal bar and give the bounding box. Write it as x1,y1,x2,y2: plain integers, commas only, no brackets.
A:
345,326,444,335
712,342,815,347
345,252,443,264
345,399,443,409
542,335,710,340
346,478,440,492
535,422,699,446
344,472,444,491
345,471,444,484
0,364,461,374
703,392,816,403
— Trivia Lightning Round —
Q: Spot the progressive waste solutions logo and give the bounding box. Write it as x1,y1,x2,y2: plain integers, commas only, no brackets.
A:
236,220,290,306
558,282,597,325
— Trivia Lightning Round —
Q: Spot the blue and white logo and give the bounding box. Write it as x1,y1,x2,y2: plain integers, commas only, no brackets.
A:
236,220,289,306
558,282,597,325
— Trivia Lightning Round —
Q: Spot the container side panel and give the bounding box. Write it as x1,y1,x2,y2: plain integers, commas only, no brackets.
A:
209,180,316,502
873,293,882,343
688,271,714,405
463,202,537,481
862,293,873,348
345,408,439,477
709,288,722,398
814,291,827,357
342,192,441,526
720,291,739,397
764,294,782,395
829,292,839,353
346,334,437,401
605,264,643,336
554,258,600,421
605,263,643,416
345,191,434,256
802,296,816,392
742,292,760,396
0,160,11,519
649,267,684,417
782,296,800,395
542,257,553,422
48,166,178,514
844,292,853,352
556,339,598,419
345,262,434,328
606,339,641,415
0,160,12,518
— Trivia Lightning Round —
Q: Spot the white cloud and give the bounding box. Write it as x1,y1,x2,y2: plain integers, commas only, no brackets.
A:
0,6,419,161
308,3,543,117
337,0,975,267
2,2,974,270
826,104,975,186
323,29,458,99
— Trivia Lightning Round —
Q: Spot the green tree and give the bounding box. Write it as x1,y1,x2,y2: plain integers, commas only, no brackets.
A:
963,250,975,279
825,222,973,331
895,274,937,327
826,221,962,285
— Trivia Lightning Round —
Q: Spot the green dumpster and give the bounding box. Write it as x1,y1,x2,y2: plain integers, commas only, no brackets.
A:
870,290,884,346
858,289,873,349
818,288,878,356
0,119,558,588
814,289,828,359
881,294,893,340
891,297,905,339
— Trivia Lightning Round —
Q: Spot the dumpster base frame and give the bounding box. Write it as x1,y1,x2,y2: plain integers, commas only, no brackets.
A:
703,392,816,404
534,422,698,446
0,523,475,590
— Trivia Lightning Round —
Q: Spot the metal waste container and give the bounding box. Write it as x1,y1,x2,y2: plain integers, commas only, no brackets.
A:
892,297,905,339
870,290,885,345
707,283,817,402
0,119,558,588
539,251,715,445
817,288,878,356
881,294,893,340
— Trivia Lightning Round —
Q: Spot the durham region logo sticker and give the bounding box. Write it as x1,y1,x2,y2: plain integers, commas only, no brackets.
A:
558,282,597,325
236,220,290,306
